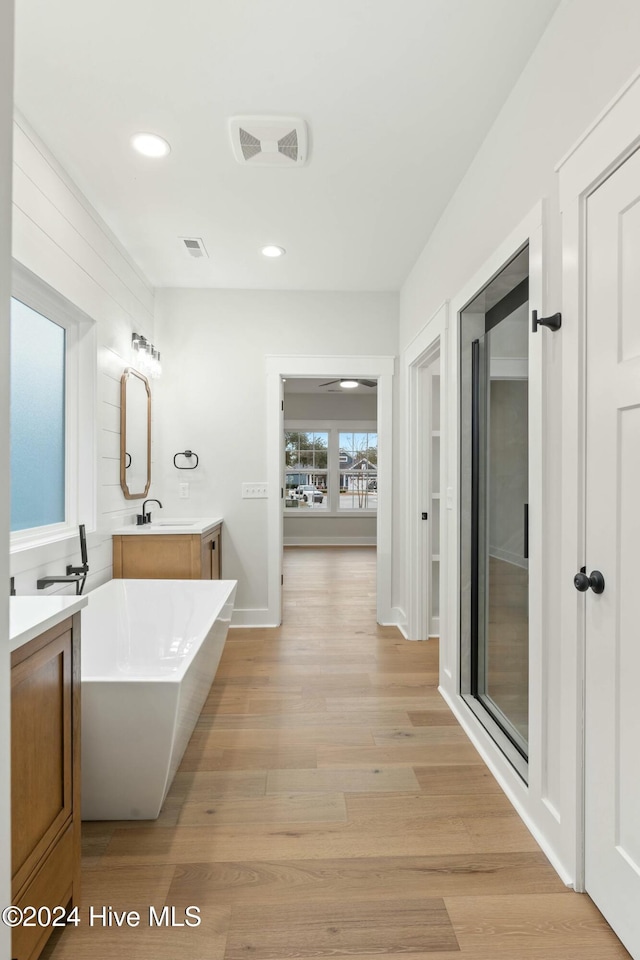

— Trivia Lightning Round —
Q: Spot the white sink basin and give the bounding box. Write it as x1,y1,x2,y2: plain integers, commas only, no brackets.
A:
155,521,196,527
113,518,222,536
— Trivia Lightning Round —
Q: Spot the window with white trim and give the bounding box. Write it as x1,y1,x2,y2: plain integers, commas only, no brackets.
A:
10,264,96,549
337,430,377,510
11,297,66,531
284,430,329,510
284,422,377,514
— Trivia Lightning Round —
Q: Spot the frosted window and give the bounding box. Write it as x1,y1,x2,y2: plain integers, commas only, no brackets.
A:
10,298,66,531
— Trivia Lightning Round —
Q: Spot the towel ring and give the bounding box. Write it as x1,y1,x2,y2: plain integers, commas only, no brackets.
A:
173,450,199,470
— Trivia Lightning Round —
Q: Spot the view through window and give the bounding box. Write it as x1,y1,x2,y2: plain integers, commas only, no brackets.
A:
338,431,377,510
284,427,377,512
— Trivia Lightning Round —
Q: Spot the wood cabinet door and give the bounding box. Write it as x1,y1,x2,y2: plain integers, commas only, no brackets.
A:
11,628,73,897
116,534,201,579
200,527,221,579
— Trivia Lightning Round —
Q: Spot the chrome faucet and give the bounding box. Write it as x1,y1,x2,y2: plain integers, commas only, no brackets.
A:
139,498,163,525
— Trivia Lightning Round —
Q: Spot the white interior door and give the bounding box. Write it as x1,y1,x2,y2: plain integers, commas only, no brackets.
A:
584,145,640,958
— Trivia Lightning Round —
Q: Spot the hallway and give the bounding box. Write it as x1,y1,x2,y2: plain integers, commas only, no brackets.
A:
43,547,628,960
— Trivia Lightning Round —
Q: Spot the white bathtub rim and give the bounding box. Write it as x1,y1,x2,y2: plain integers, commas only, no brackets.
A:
81,578,237,682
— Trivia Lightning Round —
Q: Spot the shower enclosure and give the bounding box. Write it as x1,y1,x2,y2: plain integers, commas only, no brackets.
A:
459,247,530,777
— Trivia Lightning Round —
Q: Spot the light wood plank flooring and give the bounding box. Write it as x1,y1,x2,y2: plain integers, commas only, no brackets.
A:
42,546,629,960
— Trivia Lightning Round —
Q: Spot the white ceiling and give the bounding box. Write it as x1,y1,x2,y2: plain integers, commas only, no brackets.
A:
14,0,561,292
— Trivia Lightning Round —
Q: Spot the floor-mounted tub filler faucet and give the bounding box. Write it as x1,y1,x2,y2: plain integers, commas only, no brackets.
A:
37,524,89,595
138,498,163,525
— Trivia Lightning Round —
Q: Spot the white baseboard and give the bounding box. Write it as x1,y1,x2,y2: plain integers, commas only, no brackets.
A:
378,606,409,638
230,608,278,628
438,684,574,888
284,536,376,546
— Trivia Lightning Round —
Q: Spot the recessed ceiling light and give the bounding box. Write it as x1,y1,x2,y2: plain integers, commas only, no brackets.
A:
131,132,171,158
340,380,359,389
261,245,286,258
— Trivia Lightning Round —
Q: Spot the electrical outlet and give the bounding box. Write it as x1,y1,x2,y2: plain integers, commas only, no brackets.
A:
179,482,190,499
242,483,269,499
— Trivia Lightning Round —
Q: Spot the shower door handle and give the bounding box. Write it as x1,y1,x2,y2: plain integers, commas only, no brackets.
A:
523,504,528,560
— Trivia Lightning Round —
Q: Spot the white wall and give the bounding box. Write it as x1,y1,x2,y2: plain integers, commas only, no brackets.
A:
0,0,14,951
10,114,156,595
284,516,376,545
397,0,640,884
284,390,377,545
155,289,397,623
284,392,377,421
400,0,640,346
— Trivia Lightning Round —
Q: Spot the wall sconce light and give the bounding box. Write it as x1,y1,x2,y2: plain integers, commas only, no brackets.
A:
132,333,162,379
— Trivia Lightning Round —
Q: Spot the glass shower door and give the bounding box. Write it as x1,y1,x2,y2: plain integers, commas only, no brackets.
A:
471,327,529,757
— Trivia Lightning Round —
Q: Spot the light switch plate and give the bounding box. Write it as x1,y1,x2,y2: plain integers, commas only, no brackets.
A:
242,483,269,499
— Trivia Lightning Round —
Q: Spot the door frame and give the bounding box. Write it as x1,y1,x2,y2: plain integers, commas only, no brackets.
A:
266,354,395,627
432,201,560,876
403,302,447,642
558,66,640,891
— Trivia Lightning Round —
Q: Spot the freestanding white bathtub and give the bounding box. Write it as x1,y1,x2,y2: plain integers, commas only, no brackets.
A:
80,578,237,820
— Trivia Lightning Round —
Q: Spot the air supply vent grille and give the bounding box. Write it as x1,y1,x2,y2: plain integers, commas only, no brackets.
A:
229,117,308,167
180,237,208,259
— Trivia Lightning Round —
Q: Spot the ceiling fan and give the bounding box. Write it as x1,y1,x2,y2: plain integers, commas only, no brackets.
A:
319,378,377,388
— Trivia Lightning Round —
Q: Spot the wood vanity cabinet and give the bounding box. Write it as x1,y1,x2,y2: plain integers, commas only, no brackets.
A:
201,525,221,579
11,614,81,960
112,523,222,580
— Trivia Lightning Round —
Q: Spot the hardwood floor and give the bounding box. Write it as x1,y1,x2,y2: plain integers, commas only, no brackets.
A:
42,546,629,960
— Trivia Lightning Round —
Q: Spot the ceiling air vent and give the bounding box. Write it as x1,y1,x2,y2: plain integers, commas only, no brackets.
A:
229,117,308,167
180,237,208,259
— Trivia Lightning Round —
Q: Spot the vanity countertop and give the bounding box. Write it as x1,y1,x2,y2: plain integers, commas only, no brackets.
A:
10,595,89,652
112,517,223,536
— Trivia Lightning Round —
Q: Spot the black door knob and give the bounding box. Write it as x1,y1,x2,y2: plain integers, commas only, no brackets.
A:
574,572,590,592
574,570,605,595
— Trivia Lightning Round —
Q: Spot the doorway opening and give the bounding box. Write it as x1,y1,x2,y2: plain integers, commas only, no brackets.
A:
459,245,530,779
406,335,444,643
283,378,378,535
266,355,394,629
281,377,379,625
424,355,441,640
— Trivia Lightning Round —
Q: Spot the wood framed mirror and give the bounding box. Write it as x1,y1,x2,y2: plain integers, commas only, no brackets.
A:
120,367,151,499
